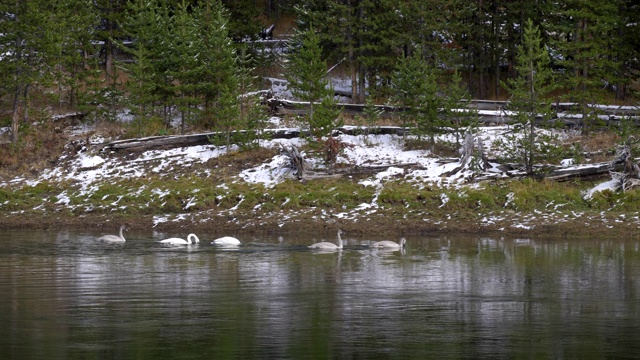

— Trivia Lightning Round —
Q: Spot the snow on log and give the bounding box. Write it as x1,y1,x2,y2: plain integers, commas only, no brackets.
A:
583,177,622,200
579,138,640,198
266,98,640,127
98,127,409,153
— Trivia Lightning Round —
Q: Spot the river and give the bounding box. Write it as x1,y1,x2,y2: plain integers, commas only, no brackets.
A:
1,229,639,359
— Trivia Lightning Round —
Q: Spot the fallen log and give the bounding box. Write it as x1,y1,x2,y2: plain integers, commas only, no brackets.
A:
542,163,615,181
98,126,409,153
267,98,640,128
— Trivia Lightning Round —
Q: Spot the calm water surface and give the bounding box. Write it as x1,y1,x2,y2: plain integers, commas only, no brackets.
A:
1,229,639,359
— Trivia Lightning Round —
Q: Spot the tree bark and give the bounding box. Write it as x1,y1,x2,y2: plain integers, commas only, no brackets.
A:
11,84,22,144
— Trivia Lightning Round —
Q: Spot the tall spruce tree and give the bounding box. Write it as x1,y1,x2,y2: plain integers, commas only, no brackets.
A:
235,46,267,150
52,0,101,110
195,0,239,133
503,19,556,175
286,22,342,154
120,0,166,129
285,25,331,124
611,0,640,100
168,1,202,133
390,50,441,144
442,69,478,147
353,0,400,100
550,0,621,134
0,0,61,143
221,0,263,42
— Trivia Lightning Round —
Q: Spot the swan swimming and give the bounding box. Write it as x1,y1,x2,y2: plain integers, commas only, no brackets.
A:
160,234,199,246
370,238,406,249
309,229,343,250
97,225,127,243
212,236,241,246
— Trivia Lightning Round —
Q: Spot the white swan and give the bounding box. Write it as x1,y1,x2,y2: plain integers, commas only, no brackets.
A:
371,238,406,249
212,236,241,246
309,229,344,250
160,234,199,246
97,225,126,243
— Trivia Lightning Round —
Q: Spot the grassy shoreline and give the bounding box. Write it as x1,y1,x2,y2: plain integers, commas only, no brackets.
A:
1,174,638,239
1,126,638,239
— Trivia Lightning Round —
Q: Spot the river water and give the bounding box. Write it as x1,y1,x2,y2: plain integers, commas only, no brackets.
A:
0,229,639,359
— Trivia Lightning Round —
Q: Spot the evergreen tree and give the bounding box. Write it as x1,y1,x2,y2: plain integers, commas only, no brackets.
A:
51,0,101,111
235,46,267,150
442,69,478,147
611,0,640,100
93,0,127,79
221,0,263,42
195,0,239,133
285,25,332,123
309,89,342,140
167,0,202,133
0,0,61,143
503,19,556,175
286,22,342,163
390,50,441,144
361,97,383,137
352,0,400,100
550,0,621,134
120,0,166,129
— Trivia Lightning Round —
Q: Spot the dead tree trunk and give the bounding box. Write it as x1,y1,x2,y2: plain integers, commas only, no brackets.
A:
445,132,490,177
282,145,305,180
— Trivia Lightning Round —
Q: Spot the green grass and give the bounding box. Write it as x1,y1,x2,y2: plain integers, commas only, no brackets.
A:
3,170,640,228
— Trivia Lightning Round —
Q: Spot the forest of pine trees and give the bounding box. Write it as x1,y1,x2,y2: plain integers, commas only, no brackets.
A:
0,0,639,145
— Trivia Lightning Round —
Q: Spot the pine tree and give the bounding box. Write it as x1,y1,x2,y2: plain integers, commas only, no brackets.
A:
286,22,342,165
361,97,383,137
503,19,556,175
353,0,400,100
611,0,640,100
167,0,202,133
221,0,263,42
0,0,62,143
442,69,478,147
285,25,333,128
120,0,166,129
390,50,441,144
195,0,239,133
235,46,267,150
50,0,101,111
550,0,621,134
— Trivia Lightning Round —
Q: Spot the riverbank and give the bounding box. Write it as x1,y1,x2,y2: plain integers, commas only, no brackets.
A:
0,202,637,238
1,122,639,239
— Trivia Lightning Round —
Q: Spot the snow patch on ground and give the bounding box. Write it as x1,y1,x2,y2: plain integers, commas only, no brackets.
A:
583,179,621,200
2,114,634,231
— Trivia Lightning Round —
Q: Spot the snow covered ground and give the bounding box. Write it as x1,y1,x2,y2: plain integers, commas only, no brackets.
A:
0,77,635,233
2,115,635,233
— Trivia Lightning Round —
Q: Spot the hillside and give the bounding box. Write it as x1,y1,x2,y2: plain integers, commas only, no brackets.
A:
1,112,639,238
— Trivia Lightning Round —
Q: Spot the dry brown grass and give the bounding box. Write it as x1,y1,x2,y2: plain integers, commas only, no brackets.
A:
564,131,621,162
205,147,279,176
0,121,67,179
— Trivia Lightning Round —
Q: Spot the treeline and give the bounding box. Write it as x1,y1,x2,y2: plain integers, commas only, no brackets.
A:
0,0,639,147
295,0,639,102
0,0,275,145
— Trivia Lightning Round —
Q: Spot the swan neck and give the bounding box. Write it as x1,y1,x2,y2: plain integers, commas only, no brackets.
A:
189,234,199,244
119,226,125,241
337,231,343,248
